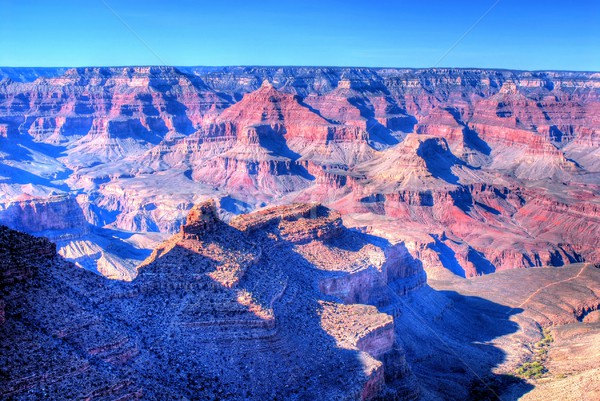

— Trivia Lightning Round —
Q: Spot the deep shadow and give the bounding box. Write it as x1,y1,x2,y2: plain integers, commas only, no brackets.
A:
356,238,534,400
231,211,532,399
162,95,196,136
388,114,418,133
105,219,371,399
475,201,501,216
1,218,369,400
445,107,492,156
297,98,337,124
346,96,400,147
255,123,298,159
468,248,496,275
416,138,462,184
1,209,535,400
463,125,493,156
218,195,253,214
450,187,474,214
253,123,315,181
429,234,467,277
391,281,533,399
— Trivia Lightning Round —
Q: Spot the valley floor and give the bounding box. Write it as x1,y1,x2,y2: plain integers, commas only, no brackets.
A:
402,263,600,400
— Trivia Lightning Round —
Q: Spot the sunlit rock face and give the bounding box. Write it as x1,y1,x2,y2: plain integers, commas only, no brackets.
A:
0,66,599,277
0,202,424,400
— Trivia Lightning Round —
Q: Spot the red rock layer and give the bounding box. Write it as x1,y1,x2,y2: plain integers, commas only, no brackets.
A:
0,67,599,278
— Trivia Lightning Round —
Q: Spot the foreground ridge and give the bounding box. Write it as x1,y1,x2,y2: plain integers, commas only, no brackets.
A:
1,202,427,400
2,201,599,399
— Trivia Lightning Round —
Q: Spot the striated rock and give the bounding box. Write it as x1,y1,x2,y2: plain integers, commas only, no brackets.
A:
140,202,424,399
0,226,144,399
180,199,220,239
0,194,89,236
0,66,599,278
0,225,56,284
3,206,599,400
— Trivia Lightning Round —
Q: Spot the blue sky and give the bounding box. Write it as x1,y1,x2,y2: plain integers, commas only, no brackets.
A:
1,0,598,70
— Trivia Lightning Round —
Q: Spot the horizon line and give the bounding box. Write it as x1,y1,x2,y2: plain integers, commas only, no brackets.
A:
0,65,598,74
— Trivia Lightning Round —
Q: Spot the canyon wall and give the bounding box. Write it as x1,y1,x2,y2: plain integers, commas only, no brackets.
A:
0,66,599,277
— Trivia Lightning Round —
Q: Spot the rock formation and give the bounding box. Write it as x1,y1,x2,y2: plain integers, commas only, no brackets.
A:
0,66,599,277
1,201,429,400
3,203,598,400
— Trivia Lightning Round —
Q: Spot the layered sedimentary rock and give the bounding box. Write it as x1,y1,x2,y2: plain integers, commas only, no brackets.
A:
3,219,599,400
1,201,425,400
0,194,88,236
0,66,599,277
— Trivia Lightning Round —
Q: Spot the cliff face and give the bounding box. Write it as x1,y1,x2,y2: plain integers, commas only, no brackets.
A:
0,202,425,400
1,66,599,277
0,194,88,236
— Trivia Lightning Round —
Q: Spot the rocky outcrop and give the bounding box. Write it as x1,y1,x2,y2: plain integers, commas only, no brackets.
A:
1,202,426,400
141,202,423,399
180,199,220,239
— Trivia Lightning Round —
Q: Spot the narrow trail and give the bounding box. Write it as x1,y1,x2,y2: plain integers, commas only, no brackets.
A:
516,263,590,309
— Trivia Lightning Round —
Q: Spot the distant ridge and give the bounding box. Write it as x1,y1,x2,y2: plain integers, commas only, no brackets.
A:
1,65,598,82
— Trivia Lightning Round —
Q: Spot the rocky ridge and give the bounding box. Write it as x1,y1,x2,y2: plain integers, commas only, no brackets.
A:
1,201,428,400
4,202,598,400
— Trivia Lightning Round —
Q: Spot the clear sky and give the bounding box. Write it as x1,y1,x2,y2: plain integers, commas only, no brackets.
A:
1,0,598,70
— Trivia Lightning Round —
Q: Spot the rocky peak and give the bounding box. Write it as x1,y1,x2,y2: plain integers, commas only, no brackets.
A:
213,82,331,142
260,79,274,89
25,199,421,399
180,199,220,239
411,135,452,157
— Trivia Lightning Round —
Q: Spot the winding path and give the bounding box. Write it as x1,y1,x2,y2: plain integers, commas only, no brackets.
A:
516,263,590,309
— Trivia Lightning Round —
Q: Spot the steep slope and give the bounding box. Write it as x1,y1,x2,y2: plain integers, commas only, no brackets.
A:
4,210,598,400
0,226,145,399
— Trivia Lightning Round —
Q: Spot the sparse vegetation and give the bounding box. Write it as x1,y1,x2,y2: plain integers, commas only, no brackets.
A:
515,361,546,379
515,328,553,380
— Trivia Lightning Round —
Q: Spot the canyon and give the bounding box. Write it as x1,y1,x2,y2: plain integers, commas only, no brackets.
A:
1,66,599,399
0,203,425,400
0,66,599,278
2,202,599,400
